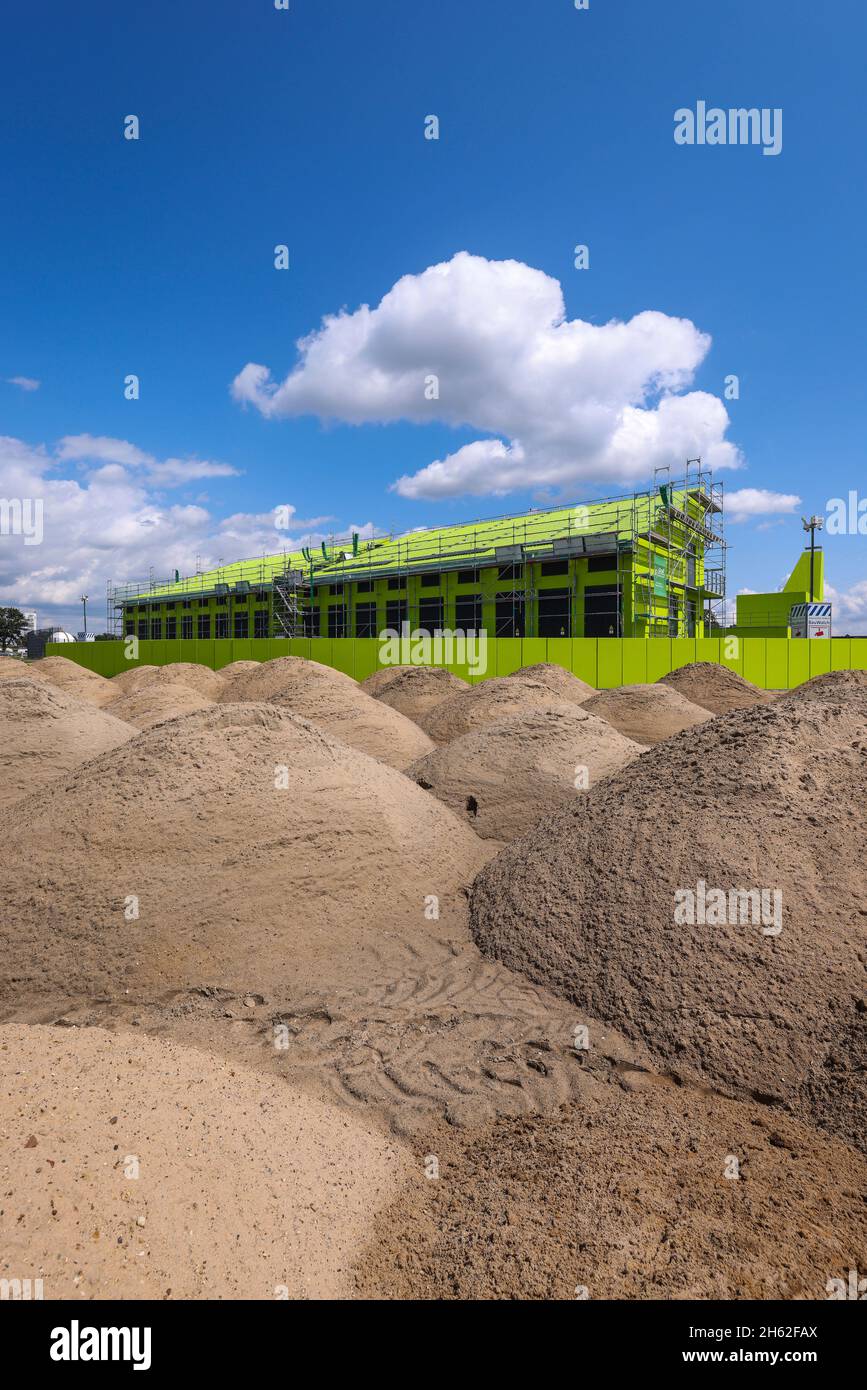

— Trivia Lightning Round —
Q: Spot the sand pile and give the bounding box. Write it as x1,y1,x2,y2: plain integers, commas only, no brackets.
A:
106,684,215,730
659,661,772,714
582,683,713,745
215,659,264,681
0,657,29,679
24,656,118,707
219,656,433,769
509,663,595,704
357,1080,867,1300
0,1023,406,1299
361,666,468,722
408,705,642,841
109,664,160,693
0,677,137,813
419,674,585,744
0,704,487,1011
781,668,867,708
109,662,227,701
470,698,867,1151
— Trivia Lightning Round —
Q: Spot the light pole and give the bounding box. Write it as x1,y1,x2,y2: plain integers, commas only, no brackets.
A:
801,516,823,603
80,593,89,637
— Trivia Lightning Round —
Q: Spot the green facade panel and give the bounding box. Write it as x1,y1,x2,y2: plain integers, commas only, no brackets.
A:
46,636,862,690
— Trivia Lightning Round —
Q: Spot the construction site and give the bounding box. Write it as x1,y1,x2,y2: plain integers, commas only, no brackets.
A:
108,464,727,645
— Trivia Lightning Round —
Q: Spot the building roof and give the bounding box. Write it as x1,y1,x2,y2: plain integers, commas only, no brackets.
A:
120,485,717,602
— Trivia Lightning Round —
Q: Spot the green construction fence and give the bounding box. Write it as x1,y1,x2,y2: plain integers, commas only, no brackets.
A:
44,636,867,689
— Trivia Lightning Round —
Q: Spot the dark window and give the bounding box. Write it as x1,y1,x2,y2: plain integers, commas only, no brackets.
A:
255,589,269,602
181,615,193,640
165,601,175,611
495,594,525,637
387,577,403,591
166,617,177,639
455,594,483,634
233,594,249,607
355,602,377,638
234,612,249,638
182,600,192,610
386,599,407,632
418,597,444,635
215,613,229,639
540,559,569,577
498,563,523,581
583,585,621,637
538,587,571,638
137,619,148,639
197,614,211,639
421,572,440,588
303,608,320,637
668,596,680,638
328,606,346,638
587,554,616,573
254,609,269,639
356,580,374,594
150,618,162,640
216,595,228,606
329,583,344,596
124,621,134,636
457,568,479,584
685,599,696,638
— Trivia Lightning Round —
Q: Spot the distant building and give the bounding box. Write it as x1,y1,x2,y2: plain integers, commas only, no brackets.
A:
25,627,76,659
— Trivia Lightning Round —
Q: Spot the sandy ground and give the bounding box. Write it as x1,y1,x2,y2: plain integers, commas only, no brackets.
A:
407,704,642,840
2,654,864,1301
0,676,137,812
0,1024,407,1299
582,683,713,744
0,701,634,1139
106,684,215,729
356,1076,867,1300
218,655,433,769
0,656,117,707
361,666,468,722
509,663,596,703
471,693,867,1152
419,673,593,743
109,662,227,702
659,661,772,714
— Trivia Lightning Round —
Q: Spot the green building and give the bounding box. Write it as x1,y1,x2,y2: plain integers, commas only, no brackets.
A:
734,548,825,638
110,469,726,644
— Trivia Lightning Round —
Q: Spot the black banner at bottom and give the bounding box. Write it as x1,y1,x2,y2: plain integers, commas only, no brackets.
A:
6,1297,862,1373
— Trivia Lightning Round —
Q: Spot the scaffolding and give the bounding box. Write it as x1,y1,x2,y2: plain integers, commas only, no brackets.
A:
107,465,727,641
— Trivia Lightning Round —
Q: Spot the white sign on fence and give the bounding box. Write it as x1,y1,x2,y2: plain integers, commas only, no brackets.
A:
789,602,831,638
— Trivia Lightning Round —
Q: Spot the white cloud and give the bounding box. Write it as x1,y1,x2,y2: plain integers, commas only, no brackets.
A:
57,434,240,488
825,581,867,635
725,487,801,523
231,251,742,499
0,434,370,632
6,376,41,392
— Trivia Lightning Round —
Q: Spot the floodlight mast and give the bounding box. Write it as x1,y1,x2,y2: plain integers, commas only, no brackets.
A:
801,515,824,603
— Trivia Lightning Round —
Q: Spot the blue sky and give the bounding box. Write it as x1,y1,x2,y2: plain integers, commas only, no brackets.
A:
2,0,865,630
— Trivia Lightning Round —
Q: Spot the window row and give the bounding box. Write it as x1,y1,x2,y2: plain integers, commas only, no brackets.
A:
127,611,270,640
